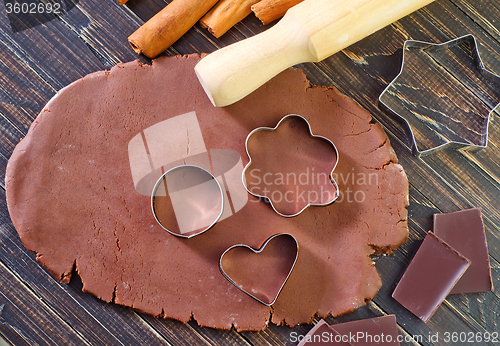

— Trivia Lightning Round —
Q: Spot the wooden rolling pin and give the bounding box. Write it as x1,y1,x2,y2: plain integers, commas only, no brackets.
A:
194,0,435,107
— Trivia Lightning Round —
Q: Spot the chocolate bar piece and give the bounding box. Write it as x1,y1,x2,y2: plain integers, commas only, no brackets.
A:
434,208,493,294
297,319,353,346
332,315,400,345
392,232,470,322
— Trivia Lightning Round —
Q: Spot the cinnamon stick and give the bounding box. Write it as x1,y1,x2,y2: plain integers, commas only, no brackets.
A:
128,0,219,58
200,0,260,38
251,0,304,25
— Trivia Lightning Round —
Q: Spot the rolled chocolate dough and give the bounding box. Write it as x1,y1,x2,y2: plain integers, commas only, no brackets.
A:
6,54,408,331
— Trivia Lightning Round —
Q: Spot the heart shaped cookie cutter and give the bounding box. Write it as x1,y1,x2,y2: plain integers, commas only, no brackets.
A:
242,114,339,217
219,233,298,306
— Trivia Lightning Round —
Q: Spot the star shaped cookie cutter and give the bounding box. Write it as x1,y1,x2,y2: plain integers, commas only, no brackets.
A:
379,34,500,156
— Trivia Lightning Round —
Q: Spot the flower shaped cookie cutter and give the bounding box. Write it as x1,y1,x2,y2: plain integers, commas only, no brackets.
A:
242,114,339,217
379,34,500,156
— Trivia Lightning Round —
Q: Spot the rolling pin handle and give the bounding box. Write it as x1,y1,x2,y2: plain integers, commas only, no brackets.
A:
195,13,316,107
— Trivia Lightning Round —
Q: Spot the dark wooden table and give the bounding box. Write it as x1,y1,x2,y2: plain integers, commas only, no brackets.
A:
0,0,499,345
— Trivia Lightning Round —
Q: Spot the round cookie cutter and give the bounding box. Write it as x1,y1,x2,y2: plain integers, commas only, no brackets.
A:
151,165,224,238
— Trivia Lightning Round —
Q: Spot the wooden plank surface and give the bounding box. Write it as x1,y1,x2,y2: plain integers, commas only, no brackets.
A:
0,0,499,345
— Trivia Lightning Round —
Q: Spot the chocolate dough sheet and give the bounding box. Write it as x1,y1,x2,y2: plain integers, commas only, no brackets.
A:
6,54,408,331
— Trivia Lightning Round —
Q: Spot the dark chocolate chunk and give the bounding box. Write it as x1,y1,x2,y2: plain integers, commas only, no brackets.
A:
298,319,353,346
434,208,493,293
392,232,470,322
332,314,400,345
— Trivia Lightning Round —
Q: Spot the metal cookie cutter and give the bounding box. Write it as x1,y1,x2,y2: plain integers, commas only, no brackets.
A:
133,111,249,238
219,233,298,306
151,165,224,238
242,114,339,217
379,34,500,156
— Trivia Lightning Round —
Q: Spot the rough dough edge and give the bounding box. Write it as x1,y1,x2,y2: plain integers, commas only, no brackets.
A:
5,54,409,331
